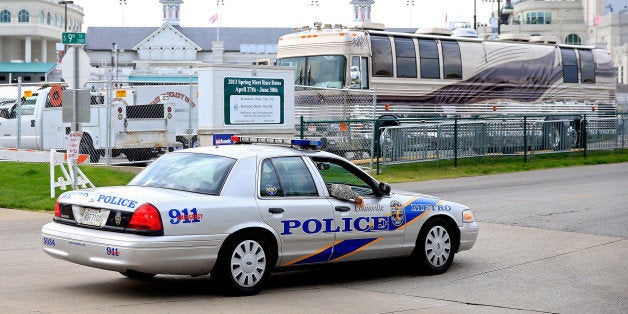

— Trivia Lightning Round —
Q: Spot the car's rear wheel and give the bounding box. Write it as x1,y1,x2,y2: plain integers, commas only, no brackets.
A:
216,236,271,296
414,218,455,274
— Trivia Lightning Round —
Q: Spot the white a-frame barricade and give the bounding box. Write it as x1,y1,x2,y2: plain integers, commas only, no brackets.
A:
50,149,94,197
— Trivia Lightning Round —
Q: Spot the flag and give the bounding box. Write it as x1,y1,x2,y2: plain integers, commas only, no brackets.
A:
209,13,218,24
593,15,601,26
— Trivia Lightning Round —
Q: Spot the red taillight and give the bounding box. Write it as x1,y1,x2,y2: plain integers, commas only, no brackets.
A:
128,203,163,231
167,106,172,113
117,107,123,113
54,199,61,217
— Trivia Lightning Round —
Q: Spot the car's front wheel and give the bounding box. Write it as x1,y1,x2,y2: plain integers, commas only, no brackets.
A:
414,218,455,274
216,236,271,296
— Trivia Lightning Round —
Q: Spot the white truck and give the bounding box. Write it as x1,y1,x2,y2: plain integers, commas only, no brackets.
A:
0,85,181,162
132,84,199,148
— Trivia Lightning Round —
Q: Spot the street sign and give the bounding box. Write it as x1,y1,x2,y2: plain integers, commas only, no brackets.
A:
62,32,86,45
62,89,91,123
61,46,91,88
67,131,84,160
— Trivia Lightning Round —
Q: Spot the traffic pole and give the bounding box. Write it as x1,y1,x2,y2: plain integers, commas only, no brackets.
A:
72,45,79,189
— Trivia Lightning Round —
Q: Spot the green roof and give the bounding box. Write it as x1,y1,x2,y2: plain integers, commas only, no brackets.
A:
0,62,56,74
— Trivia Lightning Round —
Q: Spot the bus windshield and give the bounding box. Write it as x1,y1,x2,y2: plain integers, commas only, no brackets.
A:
277,55,346,88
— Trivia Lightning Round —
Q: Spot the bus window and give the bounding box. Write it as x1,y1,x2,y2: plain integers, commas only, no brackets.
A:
394,37,417,78
418,39,440,79
277,56,345,88
442,41,462,79
277,57,306,85
350,56,369,89
371,35,393,77
579,49,595,84
561,48,578,83
308,56,346,88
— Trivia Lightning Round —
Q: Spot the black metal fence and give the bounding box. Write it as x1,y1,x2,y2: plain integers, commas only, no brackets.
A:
298,114,627,173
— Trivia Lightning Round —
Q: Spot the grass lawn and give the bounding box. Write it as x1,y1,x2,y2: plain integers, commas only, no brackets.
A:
0,150,625,211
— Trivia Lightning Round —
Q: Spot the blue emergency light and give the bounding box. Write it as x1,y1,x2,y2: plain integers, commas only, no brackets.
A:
291,139,322,149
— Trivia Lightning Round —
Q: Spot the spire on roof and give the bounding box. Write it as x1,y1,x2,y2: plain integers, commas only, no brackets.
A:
159,0,183,25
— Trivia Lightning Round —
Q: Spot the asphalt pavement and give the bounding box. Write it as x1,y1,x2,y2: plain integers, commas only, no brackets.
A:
0,163,626,313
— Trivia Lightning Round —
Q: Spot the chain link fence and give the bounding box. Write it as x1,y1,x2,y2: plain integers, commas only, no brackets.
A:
0,80,198,164
2,81,625,170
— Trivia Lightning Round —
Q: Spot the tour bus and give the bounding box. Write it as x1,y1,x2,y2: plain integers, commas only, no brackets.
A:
276,22,617,151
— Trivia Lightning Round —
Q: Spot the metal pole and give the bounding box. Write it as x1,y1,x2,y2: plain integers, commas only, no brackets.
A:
583,115,588,159
497,0,501,35
188,69,193,139
72,45,79,189
454,117,458,167
105,70,113,164
16,77,22,149
474,0,477,30
523,116,527,163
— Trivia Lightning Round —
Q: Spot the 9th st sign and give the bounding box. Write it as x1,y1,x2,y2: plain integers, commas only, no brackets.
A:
62,32,86,45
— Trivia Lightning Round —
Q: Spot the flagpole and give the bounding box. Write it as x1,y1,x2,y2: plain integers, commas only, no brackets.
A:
216,0,223,42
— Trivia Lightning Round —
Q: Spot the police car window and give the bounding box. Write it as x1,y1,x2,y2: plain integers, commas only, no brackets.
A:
312,157,374,196
264,157,318,197
260,159,283,197
128,152,235,195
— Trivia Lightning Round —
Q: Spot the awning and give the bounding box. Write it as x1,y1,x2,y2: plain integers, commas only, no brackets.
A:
128,75,198,83
0,62,56,74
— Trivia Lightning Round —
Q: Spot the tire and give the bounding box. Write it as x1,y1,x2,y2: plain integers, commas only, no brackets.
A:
120,270,155,280
124,148,153,162
79,135,100,163
413,218,455,274
216,236,272,296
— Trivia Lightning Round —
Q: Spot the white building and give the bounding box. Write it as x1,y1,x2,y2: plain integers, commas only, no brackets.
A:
0,0,84,83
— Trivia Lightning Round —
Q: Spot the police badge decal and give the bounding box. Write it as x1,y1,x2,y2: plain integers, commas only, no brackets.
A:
390,200,405,227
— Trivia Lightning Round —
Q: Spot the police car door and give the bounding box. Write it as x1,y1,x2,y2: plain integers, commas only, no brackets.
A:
312,157,405,263
257,156,336,267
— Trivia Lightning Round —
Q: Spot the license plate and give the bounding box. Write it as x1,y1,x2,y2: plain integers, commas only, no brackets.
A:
82,208,103,227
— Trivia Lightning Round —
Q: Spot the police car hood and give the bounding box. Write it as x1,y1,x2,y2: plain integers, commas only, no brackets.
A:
59,186,212,211
392,190,442,200
391,190,469,210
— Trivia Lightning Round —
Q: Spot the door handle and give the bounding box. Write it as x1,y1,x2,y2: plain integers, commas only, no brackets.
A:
31,120,35,127
268,207,284,214
335,206,351,212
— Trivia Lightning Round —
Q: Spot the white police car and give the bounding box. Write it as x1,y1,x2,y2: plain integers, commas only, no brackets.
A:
42,139,478,295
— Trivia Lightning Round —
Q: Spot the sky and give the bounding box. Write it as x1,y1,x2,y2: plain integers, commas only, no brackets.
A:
74,0,497,30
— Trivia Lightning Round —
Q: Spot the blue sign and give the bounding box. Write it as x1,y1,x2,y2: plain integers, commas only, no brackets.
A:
213,134,235,145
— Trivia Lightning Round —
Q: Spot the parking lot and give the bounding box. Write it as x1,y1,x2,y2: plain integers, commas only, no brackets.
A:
0,163,626,313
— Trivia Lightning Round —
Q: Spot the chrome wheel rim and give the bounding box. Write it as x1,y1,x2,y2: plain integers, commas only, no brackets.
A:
230,240,266,288
424,225,451,268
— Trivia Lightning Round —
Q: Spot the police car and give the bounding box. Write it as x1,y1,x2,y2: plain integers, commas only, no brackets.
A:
41,139,478,295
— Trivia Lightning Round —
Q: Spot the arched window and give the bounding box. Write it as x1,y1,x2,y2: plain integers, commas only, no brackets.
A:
46,12,51,25
565,34,581,45
0,10,11,23
18,10,29,23
39,11,44,23
52,13,56,26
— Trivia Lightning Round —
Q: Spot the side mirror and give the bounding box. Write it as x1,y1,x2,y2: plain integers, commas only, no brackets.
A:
317,162,330,170
379,182,391,196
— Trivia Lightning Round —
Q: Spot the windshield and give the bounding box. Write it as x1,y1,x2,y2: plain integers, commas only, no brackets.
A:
277,55,346,88
129,152,236,195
